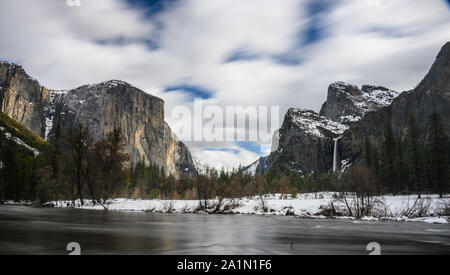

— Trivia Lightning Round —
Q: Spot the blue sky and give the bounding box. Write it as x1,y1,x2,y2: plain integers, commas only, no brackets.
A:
165,85,213,100
0,0,449,169
125,0,177,15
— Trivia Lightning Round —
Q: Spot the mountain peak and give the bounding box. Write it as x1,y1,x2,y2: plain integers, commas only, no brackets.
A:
100,80,131,88
0,61,40,85
436,41,450,60
320,81,398,124
286,108,348,138
71,79,163,104
329,81,360,97
0,61,20,68
0,62,197,179
416,41,450,97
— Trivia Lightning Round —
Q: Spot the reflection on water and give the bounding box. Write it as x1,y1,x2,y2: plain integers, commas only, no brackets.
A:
0,206,449,255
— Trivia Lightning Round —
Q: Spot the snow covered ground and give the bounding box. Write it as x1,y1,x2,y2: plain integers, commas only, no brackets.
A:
46,193,450,224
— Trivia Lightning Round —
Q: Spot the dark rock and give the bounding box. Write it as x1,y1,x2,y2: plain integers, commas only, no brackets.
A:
340,42,450,165
267,42,449,176
267,109,347,174
319,81,398,124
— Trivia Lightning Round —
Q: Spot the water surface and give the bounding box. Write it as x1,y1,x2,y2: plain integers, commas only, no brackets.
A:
0,206,449,255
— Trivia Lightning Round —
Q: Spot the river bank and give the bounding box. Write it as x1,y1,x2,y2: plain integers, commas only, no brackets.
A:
24,192,449,224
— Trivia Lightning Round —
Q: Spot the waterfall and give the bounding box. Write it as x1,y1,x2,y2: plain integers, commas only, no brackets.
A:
333,138,340,173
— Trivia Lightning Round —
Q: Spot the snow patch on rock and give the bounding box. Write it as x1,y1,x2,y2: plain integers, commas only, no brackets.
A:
287,109,349,138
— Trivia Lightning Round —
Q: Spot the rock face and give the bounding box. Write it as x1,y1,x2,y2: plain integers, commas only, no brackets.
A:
266,42,450,176
340,42,450,166
267,109,348,174
265,75,399,175
0,64,196,178
243,156,269,175
0,62,50,137
319,82,398,124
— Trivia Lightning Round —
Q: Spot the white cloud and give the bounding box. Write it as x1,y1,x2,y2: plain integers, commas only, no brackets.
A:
189,143,261,172
0,0,449,169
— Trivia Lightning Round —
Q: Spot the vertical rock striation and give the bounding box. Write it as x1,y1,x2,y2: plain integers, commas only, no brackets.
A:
0,64,196,178
0,62,50,137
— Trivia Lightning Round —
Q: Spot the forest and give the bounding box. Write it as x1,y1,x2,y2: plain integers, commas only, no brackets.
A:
0,111,448,206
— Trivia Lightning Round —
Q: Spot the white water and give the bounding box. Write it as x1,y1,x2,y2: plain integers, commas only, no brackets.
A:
333,138,340,172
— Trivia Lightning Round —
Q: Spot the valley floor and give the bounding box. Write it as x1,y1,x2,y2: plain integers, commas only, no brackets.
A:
40,193,450,224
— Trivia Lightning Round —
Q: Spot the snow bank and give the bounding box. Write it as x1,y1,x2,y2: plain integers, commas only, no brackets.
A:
50,193,450,224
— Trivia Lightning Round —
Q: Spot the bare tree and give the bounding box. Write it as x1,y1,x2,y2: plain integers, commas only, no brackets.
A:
339,165,383,218
402,197,432,218
67,124,92,206
88,127,129,204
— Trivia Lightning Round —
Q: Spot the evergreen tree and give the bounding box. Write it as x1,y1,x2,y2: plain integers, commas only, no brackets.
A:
405,113,426,197
381,123,397,194
395,138,408,193
364,138,380,179
364,138,374,169
427,111,449,198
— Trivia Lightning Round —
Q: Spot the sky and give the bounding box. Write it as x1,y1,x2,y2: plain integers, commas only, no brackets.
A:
0,0,449,170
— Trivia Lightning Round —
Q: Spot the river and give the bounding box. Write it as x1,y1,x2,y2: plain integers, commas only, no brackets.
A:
0,206,449,255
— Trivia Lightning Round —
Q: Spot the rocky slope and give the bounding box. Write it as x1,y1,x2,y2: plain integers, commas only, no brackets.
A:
320,82,399,124
0,111,48,158
267,109,348,174
243,130,277,175
257,92,396,175
0,62,50,137
266,42,449,175
0,64,196,178
244,156,269,175
340,42,450,167
264,83,398,175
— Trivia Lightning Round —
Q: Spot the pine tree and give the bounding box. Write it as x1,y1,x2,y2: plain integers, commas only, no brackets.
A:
49,120,63,181
405,113,426,197
364,138,374,169
364,138,380,179
381,123,398,194
427,111,449,198
395,138,408,193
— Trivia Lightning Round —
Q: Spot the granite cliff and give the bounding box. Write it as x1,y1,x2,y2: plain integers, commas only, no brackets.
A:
265,42,449,175
0,62,50,137
340,42,450,169
0,63,196,178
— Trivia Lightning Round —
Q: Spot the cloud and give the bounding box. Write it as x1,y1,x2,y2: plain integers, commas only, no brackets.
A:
0,0,449,169
190,142,261,171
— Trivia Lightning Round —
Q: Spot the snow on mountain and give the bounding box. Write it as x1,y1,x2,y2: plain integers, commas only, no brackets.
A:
287,109,349,138
265,81,399,175
194,157,213,174
243,156,268,175
44,90,68,140
320,82,399,125
361,85,399,106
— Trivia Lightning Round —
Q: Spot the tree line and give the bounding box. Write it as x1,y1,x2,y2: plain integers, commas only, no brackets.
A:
364,111,449,198
0,111,448,205
0,122,130,206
